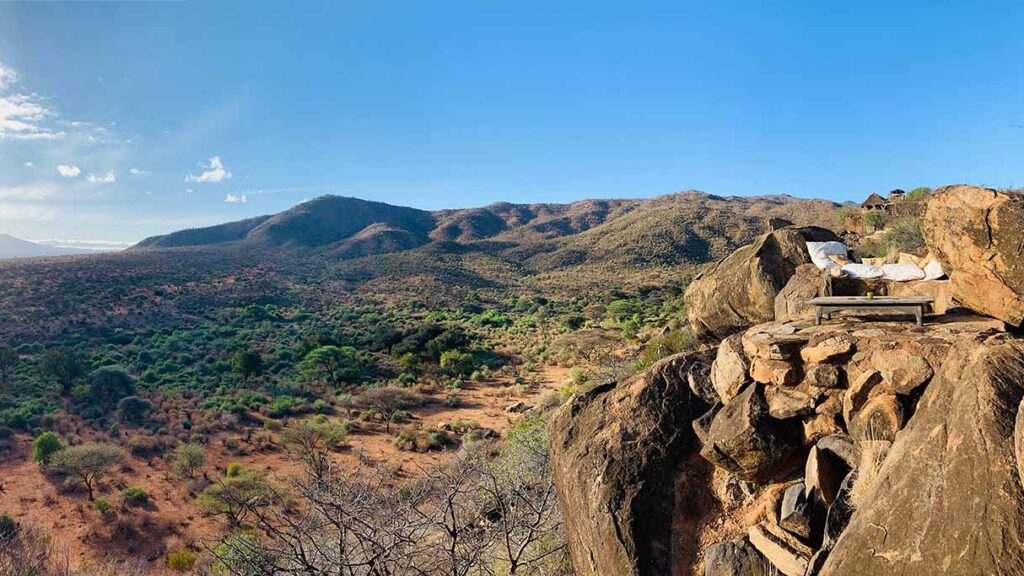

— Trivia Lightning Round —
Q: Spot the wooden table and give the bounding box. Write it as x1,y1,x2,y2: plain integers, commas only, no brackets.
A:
809,296,934,326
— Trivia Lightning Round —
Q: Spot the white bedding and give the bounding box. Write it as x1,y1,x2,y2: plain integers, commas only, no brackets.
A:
807,241,849,270
881,263,926,282
842,263,884,279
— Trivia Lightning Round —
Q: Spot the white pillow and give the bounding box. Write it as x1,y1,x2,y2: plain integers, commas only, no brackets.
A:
806,241,849,270
842,263,884,279
922,259,945,281
881,263,926,282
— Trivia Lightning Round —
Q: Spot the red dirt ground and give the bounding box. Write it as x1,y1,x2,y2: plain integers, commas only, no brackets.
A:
0,365,568,573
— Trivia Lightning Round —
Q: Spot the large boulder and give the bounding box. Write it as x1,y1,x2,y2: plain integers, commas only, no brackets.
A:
700,383,802,482
685,226,839,341
774,263,826,323
921,185,1024,326
548,352,714,576
820,336,1024,575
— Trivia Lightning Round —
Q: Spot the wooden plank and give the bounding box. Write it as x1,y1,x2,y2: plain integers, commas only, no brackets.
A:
809,296,933,305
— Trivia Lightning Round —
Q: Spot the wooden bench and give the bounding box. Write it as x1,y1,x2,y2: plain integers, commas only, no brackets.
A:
809,296,934,326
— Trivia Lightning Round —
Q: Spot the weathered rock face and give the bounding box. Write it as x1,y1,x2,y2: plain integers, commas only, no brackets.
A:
685,226,839,341
700,383,802,482
548,352,713,576
922,184,1024,326
693,314,1009,575
774,263,826,323
711,334,750,403
820,336,1024,575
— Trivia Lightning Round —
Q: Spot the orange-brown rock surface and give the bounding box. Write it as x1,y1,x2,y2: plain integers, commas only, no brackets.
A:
922,184,1024,325
685,226,839,341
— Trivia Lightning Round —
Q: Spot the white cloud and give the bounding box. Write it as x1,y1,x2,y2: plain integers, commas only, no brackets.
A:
225,193,247,203
0,63,65,141
0,93,64,140
86,170,116,184
56,164,81,177
0,63,17,90
23,161,33,167
186,156,232,183
129,168,150,176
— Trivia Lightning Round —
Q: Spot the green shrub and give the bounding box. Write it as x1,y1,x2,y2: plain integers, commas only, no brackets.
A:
444,393,461,408
225,463,244,478
834,205,857,229
863,210,886,232
121,486,149,505
905,186,931,202
32,431,63,464
167,549,197,572
93,497,114,515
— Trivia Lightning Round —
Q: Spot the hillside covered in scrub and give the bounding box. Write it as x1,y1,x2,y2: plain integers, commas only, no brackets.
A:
0,190,843,573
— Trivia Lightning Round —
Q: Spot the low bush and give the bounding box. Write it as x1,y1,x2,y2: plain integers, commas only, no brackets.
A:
121,486,149,505
167,549,197,572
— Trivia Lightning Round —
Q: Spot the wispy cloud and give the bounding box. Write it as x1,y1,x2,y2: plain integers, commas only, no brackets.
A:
86,170,116,184
23,161,33,167
225,193,247,203
0,63,17,90
56,164,81,177
0,62,65,141
186,156,231,183
0,183,61,200
129,168,150,176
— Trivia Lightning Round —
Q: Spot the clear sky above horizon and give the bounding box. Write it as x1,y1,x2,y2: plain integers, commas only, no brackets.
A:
1,1,1022,248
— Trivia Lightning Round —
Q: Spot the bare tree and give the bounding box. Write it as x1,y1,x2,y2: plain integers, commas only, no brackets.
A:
208,417,570,576
0,519,72,576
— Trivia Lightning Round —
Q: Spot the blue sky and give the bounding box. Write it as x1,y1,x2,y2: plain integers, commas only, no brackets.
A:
1,1,1023,248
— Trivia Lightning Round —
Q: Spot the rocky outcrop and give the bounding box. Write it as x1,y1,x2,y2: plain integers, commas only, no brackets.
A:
685,226,839,341
820,336,1024,575
922,184,1024,326
700,383,802,482
692,314,1008,575
548,352,713,576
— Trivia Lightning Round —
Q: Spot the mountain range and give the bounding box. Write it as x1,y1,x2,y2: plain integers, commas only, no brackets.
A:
0,234,97,259
133,192,840,285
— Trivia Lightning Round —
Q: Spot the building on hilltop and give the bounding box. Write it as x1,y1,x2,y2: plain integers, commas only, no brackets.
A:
860,189,906,212
860,192,888,211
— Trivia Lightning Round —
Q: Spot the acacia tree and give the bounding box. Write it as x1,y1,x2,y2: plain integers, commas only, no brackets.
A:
50,443,126,500
281,419,348,480
298,346,363,389
231,350,263,383
87,367,136,411
357,387,421,434
42,348,87,395
173,443,206,479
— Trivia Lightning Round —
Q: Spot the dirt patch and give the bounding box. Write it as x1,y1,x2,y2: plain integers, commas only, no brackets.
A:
0,365,568,572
